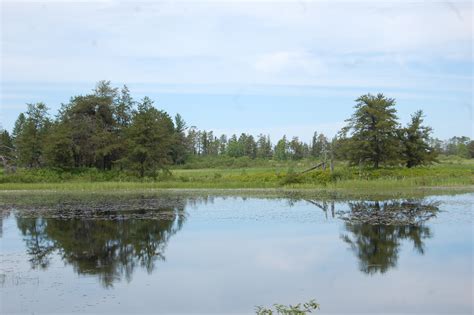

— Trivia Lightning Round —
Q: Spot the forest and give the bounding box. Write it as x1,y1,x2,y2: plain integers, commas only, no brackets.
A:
0,81,473,186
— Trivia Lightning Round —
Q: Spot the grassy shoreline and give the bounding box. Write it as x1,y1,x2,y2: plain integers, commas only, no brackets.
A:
1,158,472,197
1,184,473,202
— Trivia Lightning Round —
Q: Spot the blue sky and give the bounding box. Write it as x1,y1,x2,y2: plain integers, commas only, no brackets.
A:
1,0,472,142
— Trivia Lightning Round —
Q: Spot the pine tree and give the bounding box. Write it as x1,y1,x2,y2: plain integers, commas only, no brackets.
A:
13,103,50,167
171,114,188,164
341,93,401,168
274,136,288,160
125,97,175,177
400,110,437,168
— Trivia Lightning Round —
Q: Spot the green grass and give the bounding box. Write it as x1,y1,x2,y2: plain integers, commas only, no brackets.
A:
0,156,472,193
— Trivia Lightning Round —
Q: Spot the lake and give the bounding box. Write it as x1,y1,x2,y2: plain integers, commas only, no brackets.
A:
0,192,472,314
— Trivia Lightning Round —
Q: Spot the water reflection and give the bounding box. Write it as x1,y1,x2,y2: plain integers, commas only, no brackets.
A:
341,224,432,274
339,200,438,275
16,202,186,287
7,196,441,286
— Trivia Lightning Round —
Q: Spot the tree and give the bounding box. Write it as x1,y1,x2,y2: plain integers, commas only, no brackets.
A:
289,137,304,160
0,129,14,160
13,103,50,167
341,93,401,168
115,85,133,128
218,135,228,155
227,134,242,157
444,136,470,157
468,141,474,159
125,97,175,177
60,94,118,169
93,80,118,100
186,127,200,155
171,114,188,164
256,134,272,159
400,110,437,168
311,133,328,159
243,134,257,159
43,122,75,169
274,136,288,161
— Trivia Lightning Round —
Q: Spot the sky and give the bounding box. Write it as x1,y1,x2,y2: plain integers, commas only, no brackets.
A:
1,0,472,142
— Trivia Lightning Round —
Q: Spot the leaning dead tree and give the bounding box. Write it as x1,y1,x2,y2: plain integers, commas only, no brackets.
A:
300,140,335,174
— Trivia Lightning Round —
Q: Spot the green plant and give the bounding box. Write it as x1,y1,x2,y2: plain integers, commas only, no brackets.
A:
255,299,320,315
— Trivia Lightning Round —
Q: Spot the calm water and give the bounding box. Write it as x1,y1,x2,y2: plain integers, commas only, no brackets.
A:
0,193,472,314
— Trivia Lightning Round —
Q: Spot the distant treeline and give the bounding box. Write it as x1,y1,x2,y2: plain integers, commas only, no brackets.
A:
0,81,472,177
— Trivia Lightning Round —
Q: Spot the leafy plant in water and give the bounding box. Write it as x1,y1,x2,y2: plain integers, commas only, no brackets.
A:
255,299,320,315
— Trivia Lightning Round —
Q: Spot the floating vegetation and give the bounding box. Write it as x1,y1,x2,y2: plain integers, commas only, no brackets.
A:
255,299,320,315
336,200,439,225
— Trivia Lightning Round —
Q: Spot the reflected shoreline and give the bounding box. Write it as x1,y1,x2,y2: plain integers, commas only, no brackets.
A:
0,195,442,284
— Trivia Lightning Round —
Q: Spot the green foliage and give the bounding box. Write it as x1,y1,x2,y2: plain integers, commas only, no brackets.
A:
274,136,289,161
341,93,401,168
4,84,470,179
171,114,188,164
124,97,175,177
1,158,472,189
468,141,474,158
279,167,303,185
13,103,51,168
43,122,75,169
399,110,437,168
0,129,14,160
257,134,273,158
255,299,320,315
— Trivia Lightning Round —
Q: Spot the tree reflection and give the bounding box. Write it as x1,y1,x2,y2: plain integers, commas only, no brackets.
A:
340,200,438,275
16,201,186,287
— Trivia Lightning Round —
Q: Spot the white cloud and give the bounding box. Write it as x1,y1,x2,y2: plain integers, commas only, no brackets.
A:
0,0,472,91
255,51,326,75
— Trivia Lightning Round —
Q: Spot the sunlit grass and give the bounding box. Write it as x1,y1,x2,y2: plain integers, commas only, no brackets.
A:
0,157,472,193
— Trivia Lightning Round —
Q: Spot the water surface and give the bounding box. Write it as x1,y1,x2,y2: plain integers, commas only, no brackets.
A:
1,193,472,314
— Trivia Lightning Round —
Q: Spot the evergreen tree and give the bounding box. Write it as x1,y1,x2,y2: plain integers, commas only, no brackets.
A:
171,114,188,164
274,136,288,160
200,131,209,156
400,110,437,168
468,141,474,159
289,137,304,160
60,93,118,169
256,134,272,159
14,103,50,167
227,134,243,157
186,127,199,155
0,129,14,162
218,135,228,155
244,135,257,159
310,132,319,157
115,85,133,128
341,93,401,168
125,97,175,177
43,122,74,169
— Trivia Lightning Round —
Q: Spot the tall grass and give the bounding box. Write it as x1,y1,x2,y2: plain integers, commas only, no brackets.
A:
0,158,472,192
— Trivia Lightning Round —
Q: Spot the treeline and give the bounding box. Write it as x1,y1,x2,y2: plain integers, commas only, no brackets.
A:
0,82,472,177
184,129,330,161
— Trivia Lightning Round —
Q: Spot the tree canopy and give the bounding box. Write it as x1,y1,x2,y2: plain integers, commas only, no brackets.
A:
4,83,468,177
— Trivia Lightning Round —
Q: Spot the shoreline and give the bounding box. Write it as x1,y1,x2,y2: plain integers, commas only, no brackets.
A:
1,185,473,201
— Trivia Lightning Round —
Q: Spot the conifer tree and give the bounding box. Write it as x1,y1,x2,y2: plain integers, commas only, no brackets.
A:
341,94,401,168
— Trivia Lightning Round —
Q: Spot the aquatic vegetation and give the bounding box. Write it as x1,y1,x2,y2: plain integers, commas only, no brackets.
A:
255,299,320,315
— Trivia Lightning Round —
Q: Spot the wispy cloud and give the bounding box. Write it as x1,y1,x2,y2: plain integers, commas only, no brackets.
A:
1,0,472,138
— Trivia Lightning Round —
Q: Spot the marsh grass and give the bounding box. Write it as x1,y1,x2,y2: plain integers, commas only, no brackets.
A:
0,157,472,192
